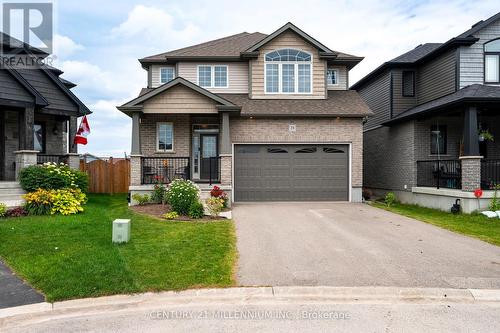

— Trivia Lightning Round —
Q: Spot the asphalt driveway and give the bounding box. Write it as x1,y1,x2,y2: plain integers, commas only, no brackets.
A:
233,202,500,288
0,260,44,309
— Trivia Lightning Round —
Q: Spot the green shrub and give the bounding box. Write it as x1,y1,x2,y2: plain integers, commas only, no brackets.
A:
151,182,166,204
0,203,6,217
163,211,179,220
489,184,500,211
384,192,397,207
205,197,224,217
188,201,205,219
23,188,87,216
19,162,88,193
165,179,199,215
132,193,150,205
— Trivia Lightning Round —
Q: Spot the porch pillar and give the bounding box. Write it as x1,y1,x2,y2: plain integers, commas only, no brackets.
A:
131,112,142,155
220,112,232,187
18,106,34,151
130,155,142,186
460,156,482,191
463,105,480,156
68,116,78,154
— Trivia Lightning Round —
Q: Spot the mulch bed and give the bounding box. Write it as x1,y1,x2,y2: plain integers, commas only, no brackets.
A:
130,203,226,221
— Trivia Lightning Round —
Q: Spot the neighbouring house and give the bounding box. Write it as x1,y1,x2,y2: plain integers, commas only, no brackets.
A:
0,33,90,206
118,22,371,204
353,11,500,213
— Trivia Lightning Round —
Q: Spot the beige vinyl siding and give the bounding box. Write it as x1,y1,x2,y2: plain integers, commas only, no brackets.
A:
177,62,248,93
142,84,218,114
416,49,456,104
150,65,175,87
459,19,500,88
250,30,326,99
392,69,417,117
327,66,348,90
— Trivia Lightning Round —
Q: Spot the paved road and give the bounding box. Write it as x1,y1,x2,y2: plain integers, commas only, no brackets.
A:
0,260,44,309
2,287,500,333
234,202,500,288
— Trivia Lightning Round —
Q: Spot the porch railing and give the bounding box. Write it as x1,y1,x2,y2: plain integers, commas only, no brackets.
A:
416,159,462,189
481,159,500,190
141,157,190,184
37,154,68,165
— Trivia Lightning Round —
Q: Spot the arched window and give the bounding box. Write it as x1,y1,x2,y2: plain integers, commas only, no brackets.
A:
264,49,312,93
485,39,500,83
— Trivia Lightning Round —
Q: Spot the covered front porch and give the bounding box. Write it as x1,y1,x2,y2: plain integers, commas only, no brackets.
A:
0,105,80,181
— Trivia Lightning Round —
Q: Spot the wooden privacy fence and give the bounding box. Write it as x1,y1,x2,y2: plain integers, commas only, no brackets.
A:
80,157,130,194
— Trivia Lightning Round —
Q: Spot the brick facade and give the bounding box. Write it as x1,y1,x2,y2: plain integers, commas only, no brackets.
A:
220,155,232,186
140,114,191,157
130,155,142,186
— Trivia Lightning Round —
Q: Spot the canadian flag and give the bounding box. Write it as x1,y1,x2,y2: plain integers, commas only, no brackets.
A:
74,116,91,145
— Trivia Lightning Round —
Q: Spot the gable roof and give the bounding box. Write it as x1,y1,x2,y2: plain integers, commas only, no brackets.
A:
243,22,333,54
3,66,49,106
139,32,267,63
118,77,239,113
139,22,363,67
383,84,500,125
349,11,500,90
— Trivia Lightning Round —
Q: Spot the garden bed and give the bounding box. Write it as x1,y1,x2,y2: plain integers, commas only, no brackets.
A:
130,203,229,221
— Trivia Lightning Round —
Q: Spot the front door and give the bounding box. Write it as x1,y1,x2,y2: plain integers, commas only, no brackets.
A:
200,134,218,180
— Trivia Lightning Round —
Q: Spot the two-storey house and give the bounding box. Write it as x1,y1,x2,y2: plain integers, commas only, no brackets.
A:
353,12,500,213
118,23,371,204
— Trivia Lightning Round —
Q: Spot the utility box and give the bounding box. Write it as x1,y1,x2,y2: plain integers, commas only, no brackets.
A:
112,219,131,243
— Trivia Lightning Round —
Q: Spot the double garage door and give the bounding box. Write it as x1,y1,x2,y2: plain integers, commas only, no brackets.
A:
234,144,349,201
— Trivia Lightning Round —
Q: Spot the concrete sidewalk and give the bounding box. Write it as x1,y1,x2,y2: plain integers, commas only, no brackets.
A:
0,260,44,309
1,287,500,332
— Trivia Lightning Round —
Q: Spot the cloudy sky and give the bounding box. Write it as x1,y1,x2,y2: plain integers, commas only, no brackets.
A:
47,0,498,156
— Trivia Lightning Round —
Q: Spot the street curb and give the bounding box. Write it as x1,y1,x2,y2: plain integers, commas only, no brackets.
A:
1,286,498,320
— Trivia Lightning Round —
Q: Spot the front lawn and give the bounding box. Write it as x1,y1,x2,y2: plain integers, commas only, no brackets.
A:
0,194,236,302
371,201,500,246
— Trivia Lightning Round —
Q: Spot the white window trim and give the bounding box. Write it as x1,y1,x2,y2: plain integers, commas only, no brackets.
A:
327,68,339,86
196,65,229,88
156,122,174,153
159,66,175,84
264,50,313,95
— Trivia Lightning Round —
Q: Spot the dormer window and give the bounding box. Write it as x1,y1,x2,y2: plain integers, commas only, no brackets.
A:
265,49,312,94
485,39,500,83
160,67,175,84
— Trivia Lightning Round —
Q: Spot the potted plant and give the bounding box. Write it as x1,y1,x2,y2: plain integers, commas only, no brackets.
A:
479,129,494,142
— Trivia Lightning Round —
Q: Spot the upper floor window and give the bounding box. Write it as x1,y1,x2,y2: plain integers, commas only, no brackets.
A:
402,71,415,97
198,65,228,88
327,69,338,85
265,49,312,94
485,39,500,83
160,67,175,84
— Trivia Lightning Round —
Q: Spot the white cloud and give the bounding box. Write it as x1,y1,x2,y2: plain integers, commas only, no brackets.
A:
111,5,200,46
53,34,84,60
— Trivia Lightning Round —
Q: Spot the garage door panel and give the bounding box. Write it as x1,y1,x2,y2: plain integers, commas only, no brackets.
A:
235,144,349,201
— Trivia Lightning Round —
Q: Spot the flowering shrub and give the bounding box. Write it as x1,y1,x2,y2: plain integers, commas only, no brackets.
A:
165,179,199,215
163,211,179,220
0,203,6,217
151,176,166,204
23,188,87,216
19,162,88,193
210,186,228,207
205,197,224,217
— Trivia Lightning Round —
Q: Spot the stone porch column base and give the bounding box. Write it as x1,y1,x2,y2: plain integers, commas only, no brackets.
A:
130,155,143,186
14,150,39,179
66,153,80,170
220,154,232,186
459,156,482,192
